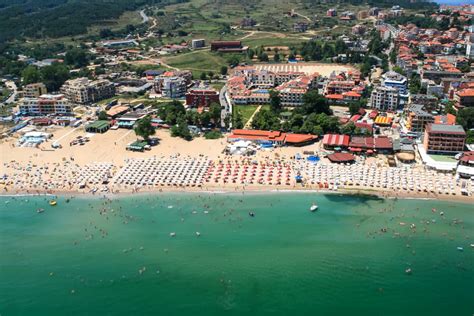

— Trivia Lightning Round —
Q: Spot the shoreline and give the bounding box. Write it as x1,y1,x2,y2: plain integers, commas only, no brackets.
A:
2,185,473,204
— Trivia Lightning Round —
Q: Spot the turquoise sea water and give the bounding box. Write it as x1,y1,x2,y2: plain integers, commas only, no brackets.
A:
0,193,473,315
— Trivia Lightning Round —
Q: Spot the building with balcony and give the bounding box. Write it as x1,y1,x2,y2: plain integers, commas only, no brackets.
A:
186,88,220,110
23,83,47,98
19,94,72,116
60,78,115,104
382,71,408,96
423,123,466,154
369,86,399,111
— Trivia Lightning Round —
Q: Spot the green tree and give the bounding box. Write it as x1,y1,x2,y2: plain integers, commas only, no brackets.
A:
21,66,41,85
409,74,421,94
340,122,356,135
200,72,207,80
269,90,281,113
233,111,244,129
220,66,228,76
251,109,281,130
273,53,280,62
209,102,222,126
466,130,474,144
65,48,88,68
258,53,269,62
171,117,192,140
302,90,330,115
334,39,347,55
349,102,361,116
444,100,456,115
134,116,155,141
41,63,70,91
98,111,108,120
456,108,474,130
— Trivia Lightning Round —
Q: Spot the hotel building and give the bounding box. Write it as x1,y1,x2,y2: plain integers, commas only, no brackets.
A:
423,123,466,154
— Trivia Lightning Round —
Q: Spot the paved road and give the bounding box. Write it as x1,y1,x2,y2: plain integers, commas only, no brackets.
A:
139,10,149,23
4,81,18,104
219,85,231,129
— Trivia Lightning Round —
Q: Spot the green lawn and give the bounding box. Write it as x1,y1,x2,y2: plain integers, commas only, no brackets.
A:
429,154,457,163
233,105,260,126
163,50,242,77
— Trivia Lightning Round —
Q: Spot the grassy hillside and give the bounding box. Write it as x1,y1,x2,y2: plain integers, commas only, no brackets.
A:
0,0,184,42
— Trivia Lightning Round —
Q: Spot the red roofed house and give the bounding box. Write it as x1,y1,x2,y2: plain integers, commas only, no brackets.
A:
322,134,350,149
454,89,474,108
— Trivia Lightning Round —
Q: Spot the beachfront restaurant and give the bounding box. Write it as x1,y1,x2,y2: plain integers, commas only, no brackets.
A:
126,140,149,152
85,120,111,133
456,151,474,179
18,131,52,147
322,134,350,150
348,136,393,154
228,129,317,147
327,152,356,163
116,112,148,129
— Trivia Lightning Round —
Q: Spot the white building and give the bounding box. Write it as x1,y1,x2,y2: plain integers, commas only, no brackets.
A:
162,77,187,98
191,39,205,49
382,71,408,96
60,78,115,104
369,86,399,111
19,94,72,116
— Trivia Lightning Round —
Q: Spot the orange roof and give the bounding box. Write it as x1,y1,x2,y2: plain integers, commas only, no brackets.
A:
325,94,344,100
106,105,129,117
284,134,317,143
343,91,361,98
374,116,393,125
457,89,474,97
434,113,456,125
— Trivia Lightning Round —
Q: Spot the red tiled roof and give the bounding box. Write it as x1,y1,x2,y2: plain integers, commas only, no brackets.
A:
284,134,317,144
374,137,393,149
228,129,316,144
343,91,361,98
457,89,474,97
350,114,361,122
327,152,355,163
325,94,344,100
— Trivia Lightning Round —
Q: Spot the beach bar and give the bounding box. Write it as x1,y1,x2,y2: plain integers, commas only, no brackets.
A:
85,120,111,133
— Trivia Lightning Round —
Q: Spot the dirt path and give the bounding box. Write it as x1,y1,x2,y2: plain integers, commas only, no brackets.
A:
244,105,262,129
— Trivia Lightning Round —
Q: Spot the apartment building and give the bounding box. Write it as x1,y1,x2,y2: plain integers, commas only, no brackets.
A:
23,83,47,98
325,80,356,95
186,88,220,109
369,86,400,111
19,94,72,116
191,39,205,49
423,123,466,154
382,71,408,96
161,77,187,98
403,103,434,133
60,78,115,104
454,88,474,108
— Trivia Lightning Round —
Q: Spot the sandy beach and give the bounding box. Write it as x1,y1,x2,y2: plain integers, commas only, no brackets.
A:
1,126,473,202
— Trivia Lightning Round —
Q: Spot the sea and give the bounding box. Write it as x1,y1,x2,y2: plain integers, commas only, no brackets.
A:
0,193,473,315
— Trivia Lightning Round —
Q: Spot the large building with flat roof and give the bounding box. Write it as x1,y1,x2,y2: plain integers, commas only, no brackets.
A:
19,94,72,116
423,123,466,154
60,78,115,104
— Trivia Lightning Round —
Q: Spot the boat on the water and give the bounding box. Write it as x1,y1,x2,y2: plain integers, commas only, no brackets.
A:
37,208,44,213
310,203,318,212
249,211,255,217
49,200,57,206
